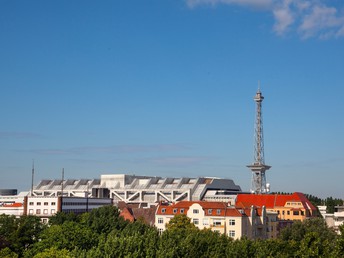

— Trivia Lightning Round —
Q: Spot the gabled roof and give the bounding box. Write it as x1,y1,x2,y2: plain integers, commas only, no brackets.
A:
236,192,316,212
156,201,256,217
119,204,157,225
120,207,135,222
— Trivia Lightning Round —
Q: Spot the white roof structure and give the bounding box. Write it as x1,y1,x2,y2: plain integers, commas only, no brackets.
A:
30,174,242,206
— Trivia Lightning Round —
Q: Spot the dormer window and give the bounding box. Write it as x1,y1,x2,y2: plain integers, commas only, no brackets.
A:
173,208,177,214
208,209,212,215
162,208,166,213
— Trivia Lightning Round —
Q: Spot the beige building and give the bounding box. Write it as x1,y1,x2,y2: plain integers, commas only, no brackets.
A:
155,201,278,240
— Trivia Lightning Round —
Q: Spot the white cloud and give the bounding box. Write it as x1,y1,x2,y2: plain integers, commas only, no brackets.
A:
24,144,193,155
186,0,344,39
273,0,295,35
186,0,273,9
298,4,344,39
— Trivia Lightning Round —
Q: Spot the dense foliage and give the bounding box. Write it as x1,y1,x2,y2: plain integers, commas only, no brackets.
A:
1,205,344,257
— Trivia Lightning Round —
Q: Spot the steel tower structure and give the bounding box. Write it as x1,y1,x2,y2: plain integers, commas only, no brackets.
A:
247,86,271,194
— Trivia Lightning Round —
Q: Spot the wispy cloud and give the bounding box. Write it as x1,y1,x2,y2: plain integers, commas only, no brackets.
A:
0,131,42,139
150,156,212,167
24,144,194,155
187,0,272,9
186,0,344,39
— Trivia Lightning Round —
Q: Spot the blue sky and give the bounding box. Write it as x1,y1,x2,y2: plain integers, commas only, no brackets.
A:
0,0,343,198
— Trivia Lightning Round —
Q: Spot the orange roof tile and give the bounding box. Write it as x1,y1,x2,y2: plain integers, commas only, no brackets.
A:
236,192,317,212
157,201,248,217
120,207,135,222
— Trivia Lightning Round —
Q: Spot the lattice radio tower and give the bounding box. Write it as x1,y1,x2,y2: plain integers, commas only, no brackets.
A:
247,84,271,194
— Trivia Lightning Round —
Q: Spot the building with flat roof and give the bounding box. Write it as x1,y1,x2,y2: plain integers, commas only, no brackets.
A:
23,196,112,223
31,174,242,207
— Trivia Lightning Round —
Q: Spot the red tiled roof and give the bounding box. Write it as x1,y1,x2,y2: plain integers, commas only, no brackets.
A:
156,201,253,217
120,207,135,222
236,192,317,212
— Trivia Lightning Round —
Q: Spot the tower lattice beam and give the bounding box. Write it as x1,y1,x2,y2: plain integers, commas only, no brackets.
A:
247,86,271,194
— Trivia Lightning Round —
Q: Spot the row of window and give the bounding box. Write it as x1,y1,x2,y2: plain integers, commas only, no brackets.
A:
62,202,109,206
29,209,56,215
277,210,304,216
157,217,236,226
157,226,236,237
28,202,56,206
162,208,223,215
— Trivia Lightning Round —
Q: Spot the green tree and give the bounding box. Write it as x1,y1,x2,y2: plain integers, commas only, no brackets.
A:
0,215,18,240
295,232,333,258
10,215,44,256
81,205,127,235
0,247,18,258
279,218,336,243
165,214,196,231
48,211,79,226
30,221,97,254
33,247,71,258
325,197,343,213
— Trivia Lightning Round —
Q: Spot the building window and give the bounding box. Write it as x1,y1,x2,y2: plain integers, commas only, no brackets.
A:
208,209,212,215
36,209,41,214
229,219,235,226
180,209,184,214
287,211,290,215
282,211,285,215
29,202,34,205
37,202,41,206
203,219,209,226
158,218,164,224
158,228,164,235
217,209,221,215
193,219,199,225
51,202,56,206
293,211,299,216
43,209,48,214
193,209,199,214
29,209,33,214
162,208,166,214
44,202,48,206
213,220,221,226
173,208,177,214
301,210,304,216
51,209,55,214
42,218,48,223
229,230,235,237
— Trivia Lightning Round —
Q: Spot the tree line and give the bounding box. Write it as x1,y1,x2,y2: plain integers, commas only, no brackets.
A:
1,205,344,257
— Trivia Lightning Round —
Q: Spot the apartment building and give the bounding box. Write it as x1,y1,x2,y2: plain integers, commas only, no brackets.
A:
155,201,278,240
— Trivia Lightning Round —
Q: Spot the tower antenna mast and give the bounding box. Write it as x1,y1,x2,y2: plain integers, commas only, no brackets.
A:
61,168,64,197
247,83,271,194
31,160,35,196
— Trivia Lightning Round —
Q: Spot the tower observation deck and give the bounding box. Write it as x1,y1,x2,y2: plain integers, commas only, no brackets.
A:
247,86,271,194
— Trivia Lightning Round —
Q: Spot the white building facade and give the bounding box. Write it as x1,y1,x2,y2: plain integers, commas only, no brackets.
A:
24,196,112,223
